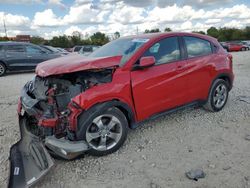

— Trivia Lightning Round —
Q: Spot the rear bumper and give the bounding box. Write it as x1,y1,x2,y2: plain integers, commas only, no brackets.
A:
8,117,54,188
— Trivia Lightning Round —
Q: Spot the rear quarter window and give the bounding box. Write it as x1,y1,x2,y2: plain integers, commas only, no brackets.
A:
184,36,212,58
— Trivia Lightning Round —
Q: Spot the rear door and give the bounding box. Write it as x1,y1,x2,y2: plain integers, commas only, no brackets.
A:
131,36,189,121
182,36,215,102
4,44,28,71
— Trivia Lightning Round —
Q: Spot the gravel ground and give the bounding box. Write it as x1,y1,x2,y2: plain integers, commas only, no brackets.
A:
1,52,250,188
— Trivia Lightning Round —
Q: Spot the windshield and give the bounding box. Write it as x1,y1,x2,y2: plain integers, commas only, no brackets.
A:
89,38,149,66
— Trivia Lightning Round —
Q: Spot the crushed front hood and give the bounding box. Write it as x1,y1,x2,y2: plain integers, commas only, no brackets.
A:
36,54,122,77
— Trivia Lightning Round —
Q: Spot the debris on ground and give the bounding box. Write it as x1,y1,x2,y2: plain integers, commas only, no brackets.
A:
245,135,250,141
185,169,206,181
236,96,250,104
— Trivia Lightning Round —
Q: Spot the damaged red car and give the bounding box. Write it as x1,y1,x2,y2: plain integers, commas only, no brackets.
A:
9,32,234,187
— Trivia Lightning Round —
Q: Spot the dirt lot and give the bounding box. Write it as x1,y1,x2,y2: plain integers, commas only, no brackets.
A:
1,52,250,188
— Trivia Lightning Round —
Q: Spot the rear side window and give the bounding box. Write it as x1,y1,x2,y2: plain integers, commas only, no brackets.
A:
143,37,181,65
6,45,25,53
184,37,212,58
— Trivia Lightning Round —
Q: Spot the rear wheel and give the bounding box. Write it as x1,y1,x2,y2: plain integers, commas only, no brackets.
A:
204,79,229,112
0,62,6,77
80,107,128,156
241,47,246,51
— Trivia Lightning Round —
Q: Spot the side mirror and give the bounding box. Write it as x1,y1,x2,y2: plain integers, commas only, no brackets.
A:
139,56,155,68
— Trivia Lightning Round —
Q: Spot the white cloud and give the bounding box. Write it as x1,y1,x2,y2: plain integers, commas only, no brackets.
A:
0,12,30,28
0,0,42,4
2,1,250,38
63,4,107,24
48,0,66,8
109,3,145,24
32,9,63,27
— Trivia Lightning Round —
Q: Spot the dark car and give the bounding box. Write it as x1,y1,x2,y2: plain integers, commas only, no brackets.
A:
72,45,83,52
39,45,70,55
10,32,234,187
78,45,100,56
0,42,61,76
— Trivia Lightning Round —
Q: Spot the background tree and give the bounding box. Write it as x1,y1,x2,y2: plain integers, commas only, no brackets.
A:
207,27,219,38
192,31,206,35
144,28,160,33
164,27,172,32
114,31,120,39
49,35,71,48
90,32,110,45
30,36,44,45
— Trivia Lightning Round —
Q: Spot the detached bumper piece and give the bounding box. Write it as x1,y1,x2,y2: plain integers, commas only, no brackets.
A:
45,136,89,160
8,118,54,188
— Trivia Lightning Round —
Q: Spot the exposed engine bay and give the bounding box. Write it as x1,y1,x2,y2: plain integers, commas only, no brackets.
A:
8,68,115,188
21,68,113,139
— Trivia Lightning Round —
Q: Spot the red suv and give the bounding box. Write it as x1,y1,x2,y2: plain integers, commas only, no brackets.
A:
10,32,234,187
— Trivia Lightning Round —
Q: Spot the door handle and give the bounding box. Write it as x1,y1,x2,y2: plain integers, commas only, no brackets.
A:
27,56,32,58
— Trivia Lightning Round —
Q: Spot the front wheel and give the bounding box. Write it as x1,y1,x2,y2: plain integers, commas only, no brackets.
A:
80,107,128,156
204,79,229,112
241,47,246,51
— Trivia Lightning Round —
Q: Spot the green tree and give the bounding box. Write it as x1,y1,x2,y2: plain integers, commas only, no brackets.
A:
207,27,219,38
90,32,110,45
144,28,160,33
164,27,172,32
192,31,206,35
31,36,44,45
49,35,71,48
114,31,120,39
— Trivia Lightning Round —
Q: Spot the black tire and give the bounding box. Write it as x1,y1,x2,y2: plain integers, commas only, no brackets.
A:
78,107,128,156
0,62,6,77
241,47,246,51
204,79,229,112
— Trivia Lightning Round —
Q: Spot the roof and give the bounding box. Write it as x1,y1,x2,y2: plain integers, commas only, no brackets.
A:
0,41,31,45
123,32,217,42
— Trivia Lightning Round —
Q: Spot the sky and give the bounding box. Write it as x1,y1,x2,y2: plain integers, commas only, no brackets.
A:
0,0,250,39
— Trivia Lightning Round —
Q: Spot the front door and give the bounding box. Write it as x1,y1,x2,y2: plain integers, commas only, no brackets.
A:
25,45,48,69
131,36,188,121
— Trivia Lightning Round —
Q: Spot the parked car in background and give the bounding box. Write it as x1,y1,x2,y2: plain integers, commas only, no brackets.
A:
72,45,83,52
39,45,70,56
11,32,234,186
220,42,229,51
56,47,70,55
78,45,100,56
227,42,249,52
0,42,61,76
241,41,250,48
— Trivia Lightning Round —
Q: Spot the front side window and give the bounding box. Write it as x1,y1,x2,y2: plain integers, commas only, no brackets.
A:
142,37,181,65
184,36,212,58
6,45,25,53
26,45,44,54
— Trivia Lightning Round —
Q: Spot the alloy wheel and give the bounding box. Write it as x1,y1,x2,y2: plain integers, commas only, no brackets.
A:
213,84,228,109
86,114,122,151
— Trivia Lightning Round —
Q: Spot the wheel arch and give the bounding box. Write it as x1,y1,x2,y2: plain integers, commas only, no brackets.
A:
76,99,136,140
0,60,7,69
215,73,233,90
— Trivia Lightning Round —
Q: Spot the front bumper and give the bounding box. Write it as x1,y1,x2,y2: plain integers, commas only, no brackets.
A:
8,117,54,188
